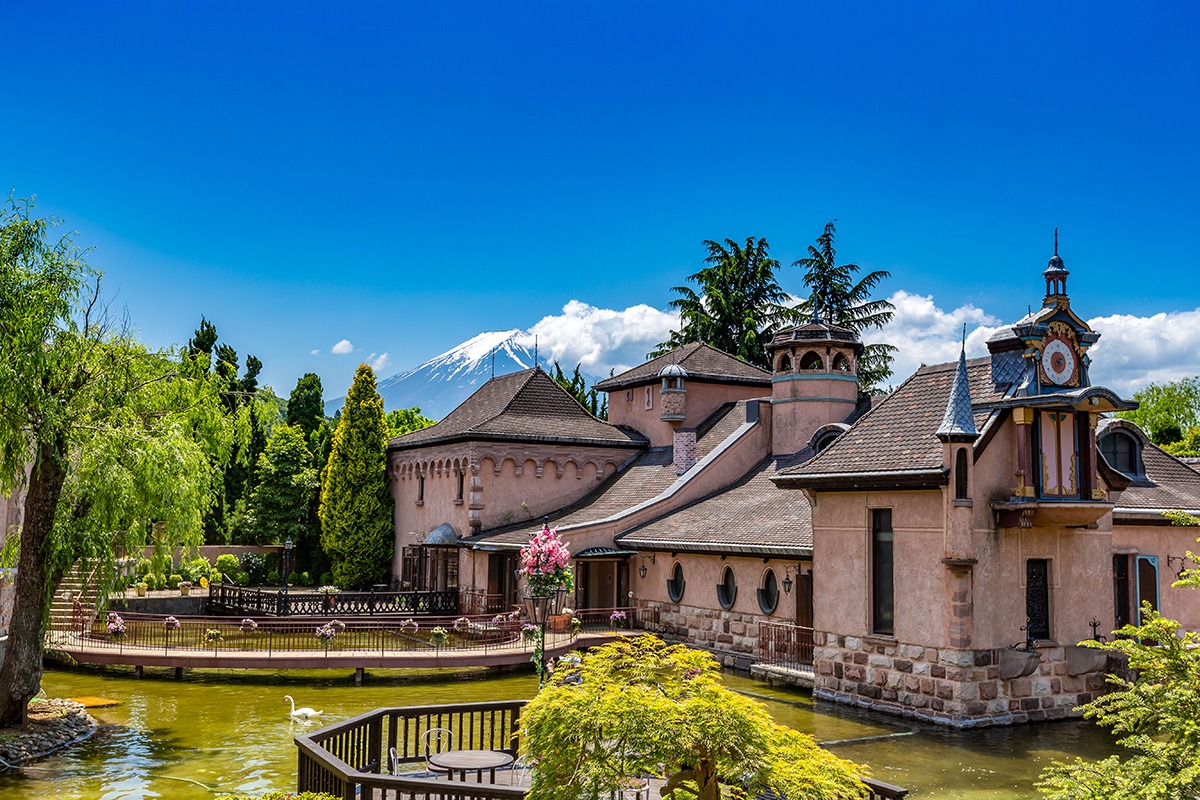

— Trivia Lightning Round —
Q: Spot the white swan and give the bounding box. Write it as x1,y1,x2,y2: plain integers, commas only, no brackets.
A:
284,695,323,720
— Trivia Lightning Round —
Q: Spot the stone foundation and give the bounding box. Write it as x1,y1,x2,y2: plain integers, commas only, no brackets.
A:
812,631,1112,727
638,599,765,668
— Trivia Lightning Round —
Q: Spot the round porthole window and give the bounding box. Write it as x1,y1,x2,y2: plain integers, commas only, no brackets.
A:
716,565,737,610
757,569,778,614
667,561,685,603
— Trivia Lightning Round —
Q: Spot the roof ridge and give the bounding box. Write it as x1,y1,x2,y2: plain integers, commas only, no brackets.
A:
489,367,543,423
685,342,771,375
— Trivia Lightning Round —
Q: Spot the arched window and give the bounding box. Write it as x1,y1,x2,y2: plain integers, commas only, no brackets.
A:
814,430,840,453
954,448,969,500
832,353,851,372
1099,431,1142,477
667,562,685,603
777,353,792,372
757,569,779,614
799,351,824,371
716,565,737,610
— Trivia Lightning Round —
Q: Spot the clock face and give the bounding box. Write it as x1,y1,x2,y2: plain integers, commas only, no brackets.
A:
1041,338,1077,385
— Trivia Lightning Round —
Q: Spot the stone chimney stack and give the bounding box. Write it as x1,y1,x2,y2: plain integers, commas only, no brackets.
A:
673,429,697,475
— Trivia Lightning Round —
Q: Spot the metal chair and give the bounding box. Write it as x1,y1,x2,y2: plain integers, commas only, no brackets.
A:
421,727,456,776
510,754,533,786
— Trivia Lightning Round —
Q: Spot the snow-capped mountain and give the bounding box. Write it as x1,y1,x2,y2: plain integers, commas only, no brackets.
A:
326,330,554,419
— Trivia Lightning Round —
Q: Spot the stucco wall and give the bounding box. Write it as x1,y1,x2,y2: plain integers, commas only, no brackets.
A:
606,381,767,447
769,373,859,455
1113,521,1200,630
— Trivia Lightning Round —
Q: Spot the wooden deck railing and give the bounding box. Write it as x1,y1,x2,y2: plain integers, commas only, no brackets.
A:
296,701,907,800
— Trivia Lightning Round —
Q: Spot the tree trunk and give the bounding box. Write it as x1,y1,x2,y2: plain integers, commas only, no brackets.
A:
0,443,67,727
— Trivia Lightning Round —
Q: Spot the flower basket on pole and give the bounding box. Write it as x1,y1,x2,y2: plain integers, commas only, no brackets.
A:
519,525,574,686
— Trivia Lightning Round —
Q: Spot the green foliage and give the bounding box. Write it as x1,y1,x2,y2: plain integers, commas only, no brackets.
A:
215,553,240,576
653,237,790,369
1163,425,1200,457
168,574,183,590
550,362,607,419
0,196,228,723
384,407,436,438
522,636,868,800
239,552,267,583
287,372,326,440
319,364,394,588
792,221,896,394
235,571,250,587
247,424,321,549
1117,377,1200,446
1037,539,1200,799
217,791,339,800
1162,509,1200,527
135,558,152,576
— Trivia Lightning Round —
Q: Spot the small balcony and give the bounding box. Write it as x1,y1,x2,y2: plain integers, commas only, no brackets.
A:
992,500,1113,529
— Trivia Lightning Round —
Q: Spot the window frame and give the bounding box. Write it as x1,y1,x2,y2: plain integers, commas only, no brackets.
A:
871,508,894,636
716,565,737,610
757,568,779,614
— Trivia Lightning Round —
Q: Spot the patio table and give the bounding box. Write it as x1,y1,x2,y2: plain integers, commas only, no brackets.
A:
428,749,515,783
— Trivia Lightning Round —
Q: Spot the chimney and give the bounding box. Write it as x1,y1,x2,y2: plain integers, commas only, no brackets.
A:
673,429,697,475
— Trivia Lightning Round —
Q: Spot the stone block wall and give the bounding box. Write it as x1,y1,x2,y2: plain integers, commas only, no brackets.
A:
812,631,1110,728
638,599,764,666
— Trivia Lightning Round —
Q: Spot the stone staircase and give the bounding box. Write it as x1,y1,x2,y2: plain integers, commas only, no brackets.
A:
49,563,105,632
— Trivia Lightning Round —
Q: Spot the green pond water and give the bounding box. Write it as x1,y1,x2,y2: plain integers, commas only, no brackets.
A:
0,666,1118,799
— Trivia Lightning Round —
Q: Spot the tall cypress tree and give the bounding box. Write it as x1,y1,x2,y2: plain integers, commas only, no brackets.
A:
318,364,393,588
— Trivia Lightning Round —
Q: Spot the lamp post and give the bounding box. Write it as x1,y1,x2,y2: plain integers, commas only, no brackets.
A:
282,537,294,616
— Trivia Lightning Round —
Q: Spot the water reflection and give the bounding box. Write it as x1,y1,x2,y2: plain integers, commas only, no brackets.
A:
0,666,1117,800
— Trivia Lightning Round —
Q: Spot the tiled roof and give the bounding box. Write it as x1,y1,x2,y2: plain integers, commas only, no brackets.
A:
936,349,979,440
1114,444,1200,511
466,403,751,546
778,356,1003,478
594,342,770,391
618,453,814,556
388,368,645,450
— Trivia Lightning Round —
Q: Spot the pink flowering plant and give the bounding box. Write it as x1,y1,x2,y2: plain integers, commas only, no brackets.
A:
106,612,126,640
520,525,574,595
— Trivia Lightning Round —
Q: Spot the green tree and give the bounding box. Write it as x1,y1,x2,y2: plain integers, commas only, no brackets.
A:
550,361,607,419
1163,426,1200,458
1118,377,1200,446
521,635,869,800
653,237,790,369
248,424,319,549
0,197,225,725
384,407,437,438
287,373,326,440
319,364,393,588
792,221,896,394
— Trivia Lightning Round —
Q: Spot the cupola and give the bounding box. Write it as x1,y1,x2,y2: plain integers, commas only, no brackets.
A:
1043,227,1069,302
658,363,687,423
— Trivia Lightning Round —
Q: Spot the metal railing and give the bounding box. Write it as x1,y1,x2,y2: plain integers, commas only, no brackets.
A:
209,583,458,617
758,620,815,669
68,612,578,657
296,700,907,800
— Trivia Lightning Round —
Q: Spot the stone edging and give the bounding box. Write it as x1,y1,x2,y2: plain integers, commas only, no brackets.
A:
0,699,98,768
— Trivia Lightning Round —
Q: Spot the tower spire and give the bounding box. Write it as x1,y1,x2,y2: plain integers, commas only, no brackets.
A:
1043,227,1068,300
937,331,979,442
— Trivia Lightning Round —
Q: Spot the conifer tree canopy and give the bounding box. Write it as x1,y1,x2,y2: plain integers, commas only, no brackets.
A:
319,364,394,588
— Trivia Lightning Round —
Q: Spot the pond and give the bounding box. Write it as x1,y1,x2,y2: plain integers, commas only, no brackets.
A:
0,666,1118,799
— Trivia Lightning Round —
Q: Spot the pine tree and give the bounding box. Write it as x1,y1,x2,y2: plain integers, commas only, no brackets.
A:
287,372,326,440
319,364,394,588
248,424,319,550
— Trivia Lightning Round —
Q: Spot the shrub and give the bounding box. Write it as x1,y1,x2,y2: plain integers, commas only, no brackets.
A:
267,570,281,586
153,573,167,590
288,571,300,586
168,573,183,590
135,557,153,576
216,553,240,577
318,571,333,587
240,552,267,584
182,556,211,583
300,571,312,586
264,551,281,577
235,571,251,587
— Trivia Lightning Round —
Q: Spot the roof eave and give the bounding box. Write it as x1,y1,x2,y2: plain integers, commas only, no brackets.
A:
773,468,949,491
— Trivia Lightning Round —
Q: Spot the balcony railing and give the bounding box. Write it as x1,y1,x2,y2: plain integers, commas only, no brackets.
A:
209,583,458,617
758,621,815,670
296,700,907,800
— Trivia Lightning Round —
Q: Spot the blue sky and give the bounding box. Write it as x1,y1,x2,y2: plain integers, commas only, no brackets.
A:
5,3,1199,401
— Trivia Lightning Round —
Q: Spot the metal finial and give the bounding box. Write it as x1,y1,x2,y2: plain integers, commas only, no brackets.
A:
961,322,967,351
534,335,538,366
1053,227,1059,256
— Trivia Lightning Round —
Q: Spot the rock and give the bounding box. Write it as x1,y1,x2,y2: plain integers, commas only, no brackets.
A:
0,698,97,766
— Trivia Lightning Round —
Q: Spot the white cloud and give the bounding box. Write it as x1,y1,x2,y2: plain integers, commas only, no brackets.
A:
367,352,391,372
310,349,321,356
1087,309,1200,395
331,339,353,355
518,300,680,378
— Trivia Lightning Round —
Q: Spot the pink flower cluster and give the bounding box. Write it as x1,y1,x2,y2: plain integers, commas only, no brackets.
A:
520,525,573,593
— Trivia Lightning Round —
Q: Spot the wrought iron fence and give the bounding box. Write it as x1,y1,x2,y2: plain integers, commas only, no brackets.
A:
209,583,458,617
758,620,815,669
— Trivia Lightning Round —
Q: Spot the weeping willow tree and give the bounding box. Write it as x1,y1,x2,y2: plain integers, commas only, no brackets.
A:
520,635,870,800
0,196,229,725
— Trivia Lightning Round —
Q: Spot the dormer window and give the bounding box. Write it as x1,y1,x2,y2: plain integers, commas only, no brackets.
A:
1099,430,1143,478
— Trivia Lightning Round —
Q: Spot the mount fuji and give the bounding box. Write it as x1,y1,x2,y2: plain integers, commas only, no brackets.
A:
326,330,599,419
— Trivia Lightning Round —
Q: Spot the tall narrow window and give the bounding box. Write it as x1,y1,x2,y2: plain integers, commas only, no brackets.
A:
1037,411,1080,499
871,509,894,636
1113,554,1132,629
954,448,969,500
455,470,464,503
1026,559,1050,640
417,473,425,504
1135,554,1159,625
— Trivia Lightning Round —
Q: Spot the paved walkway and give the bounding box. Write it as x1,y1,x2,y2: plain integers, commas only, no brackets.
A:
44,628,623,671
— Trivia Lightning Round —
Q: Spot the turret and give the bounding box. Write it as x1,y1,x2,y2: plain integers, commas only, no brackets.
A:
767,318,863,455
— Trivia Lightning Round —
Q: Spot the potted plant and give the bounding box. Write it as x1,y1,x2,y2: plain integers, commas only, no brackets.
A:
570,616,582,635
429,626,449,647
316,621,339,651
135,581,148,598
609,609,628,629
179,581,193,597
107,612,127,641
